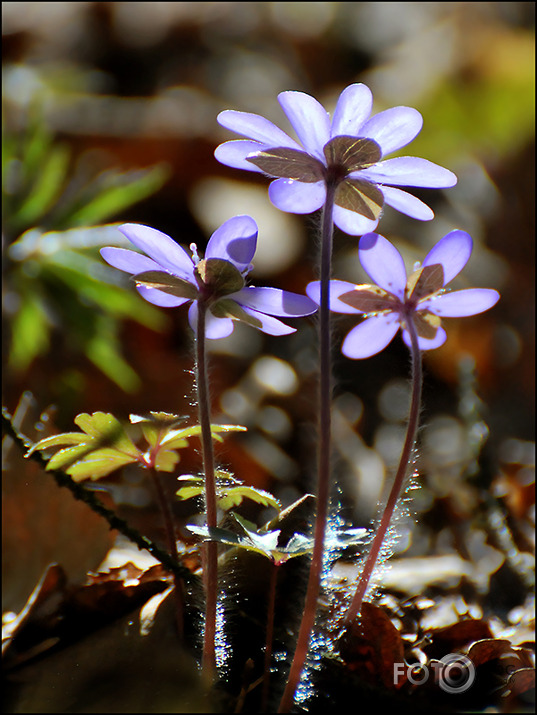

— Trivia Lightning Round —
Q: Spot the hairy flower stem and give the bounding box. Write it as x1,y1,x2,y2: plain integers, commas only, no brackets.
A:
148,467,185,639
344,316,422,623
278,181,337,713
261,562,280,712
196,302,218,680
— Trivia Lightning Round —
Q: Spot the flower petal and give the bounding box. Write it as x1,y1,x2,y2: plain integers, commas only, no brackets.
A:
232,286,317,317
188,302,234,339
100,247,161,274
136,285,190,308
118,224,194,279
358,233,407,300
239,306,296,335
359,106,423,155
342,313,400,359
214,140,267,173
421,288,500,317
379,186,434,221
217,109,301,148
359,157,458,188
205,215,258,272
422,230,473,285
331,83,373,137
268,178,326,214
306,280,364,313
402,325,447,351
278,91,331,161
332,204,380,236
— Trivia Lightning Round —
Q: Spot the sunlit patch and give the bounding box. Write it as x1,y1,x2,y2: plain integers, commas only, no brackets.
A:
405,263,444,302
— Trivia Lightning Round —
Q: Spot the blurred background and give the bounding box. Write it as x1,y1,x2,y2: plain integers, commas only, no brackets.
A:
2,2,535,622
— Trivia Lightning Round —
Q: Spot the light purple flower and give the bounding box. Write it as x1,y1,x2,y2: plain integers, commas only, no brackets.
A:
306,230,500,358
215,83,457,236
100,215,317,340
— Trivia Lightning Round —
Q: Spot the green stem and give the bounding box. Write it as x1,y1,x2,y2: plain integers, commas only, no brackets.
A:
344,316,422,623
148,467,185,639
195,302,218,679
277,181,337,713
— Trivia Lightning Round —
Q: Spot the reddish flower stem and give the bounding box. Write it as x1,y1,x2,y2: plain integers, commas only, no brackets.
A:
277,181,337,713
344,315,422,623
196,302,219,680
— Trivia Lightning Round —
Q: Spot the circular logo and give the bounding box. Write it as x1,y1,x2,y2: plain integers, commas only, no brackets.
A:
438,653,476,694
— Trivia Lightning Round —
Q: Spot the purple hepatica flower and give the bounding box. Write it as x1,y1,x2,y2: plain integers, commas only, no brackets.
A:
306,230,500,359
215,83,457,236
100,215,317,340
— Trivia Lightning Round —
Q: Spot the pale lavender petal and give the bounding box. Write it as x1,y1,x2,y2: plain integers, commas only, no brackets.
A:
214,140,267,173
421,288,500,317
332,204,381,236
359,106,423,155
330,83,373,137
205,215,258,272
306,280,364,313
422,230,473,285
278,91,331,161
188,302,235,339
342,313,400,359
380,185,434,221
359,157,457,188
358,233,407,300
232,286,317,317
240,306,296,335
136,285,191,308
402,325,447,351
268,178,326,214
217,109,301,149
100,247,161,274
118,224,194,279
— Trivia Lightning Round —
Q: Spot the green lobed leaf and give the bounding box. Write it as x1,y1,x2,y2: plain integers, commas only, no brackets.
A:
65,448,140,481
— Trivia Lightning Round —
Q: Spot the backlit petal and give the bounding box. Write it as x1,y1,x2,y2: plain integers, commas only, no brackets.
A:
233,286,317,317
422,230,473,285
331,83,373,137
359,157,457,188
205,215,258,272
214,140,267,172
268,178,326,214
359,106,423,155
100,247,161,274
136,285,190,308
421,288,500,317
306,280,364,313
217,109,301,149
380,186,434,221
118,224,193,279
240,307,296,335
188,302,234,339
342,313,400,359
358,233,407,300
402,325,447,351
278,91,331,161
332,204,380,236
